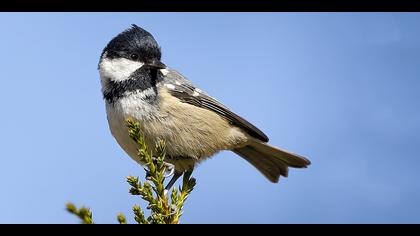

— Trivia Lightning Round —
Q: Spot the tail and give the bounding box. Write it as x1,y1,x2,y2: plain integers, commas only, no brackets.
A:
233,141,311,183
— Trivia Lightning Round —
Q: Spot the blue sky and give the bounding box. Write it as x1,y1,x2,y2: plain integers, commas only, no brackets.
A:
0,13,419,223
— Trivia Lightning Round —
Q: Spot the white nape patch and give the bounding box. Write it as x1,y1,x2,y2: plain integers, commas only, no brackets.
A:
160,68,170,76
99,57,144,82
165,83,176,90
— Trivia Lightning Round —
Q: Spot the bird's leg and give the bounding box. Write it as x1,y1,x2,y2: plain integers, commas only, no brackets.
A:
165,169,194,190
163,168,194,197
165,171,183,191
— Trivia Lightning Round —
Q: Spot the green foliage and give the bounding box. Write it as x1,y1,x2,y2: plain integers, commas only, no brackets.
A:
66,203,93,224
117,213,127,224
67,119,196,224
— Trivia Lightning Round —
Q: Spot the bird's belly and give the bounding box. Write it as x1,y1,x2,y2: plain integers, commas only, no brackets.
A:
107,112,221,171
105,89,249,171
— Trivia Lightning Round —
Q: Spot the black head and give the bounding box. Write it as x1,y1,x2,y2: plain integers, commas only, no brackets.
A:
101,24,164,68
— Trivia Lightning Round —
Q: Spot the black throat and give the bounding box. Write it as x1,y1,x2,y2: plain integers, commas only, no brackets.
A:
103,66,163,104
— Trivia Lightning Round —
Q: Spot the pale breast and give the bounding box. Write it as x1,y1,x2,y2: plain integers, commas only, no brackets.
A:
105,88,164,165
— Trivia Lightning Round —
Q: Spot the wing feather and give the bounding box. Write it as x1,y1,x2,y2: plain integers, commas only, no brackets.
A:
161,71,269,142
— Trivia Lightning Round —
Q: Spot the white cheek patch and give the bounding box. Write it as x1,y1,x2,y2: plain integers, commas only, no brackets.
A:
99,57,144,82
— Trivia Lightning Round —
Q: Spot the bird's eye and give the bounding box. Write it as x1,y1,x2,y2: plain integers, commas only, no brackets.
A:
130,53,139,60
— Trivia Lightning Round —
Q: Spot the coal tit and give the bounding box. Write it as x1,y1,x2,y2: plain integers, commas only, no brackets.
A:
98,25,310,189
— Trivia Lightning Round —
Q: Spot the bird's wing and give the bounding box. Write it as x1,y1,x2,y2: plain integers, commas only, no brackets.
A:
160,68,269,142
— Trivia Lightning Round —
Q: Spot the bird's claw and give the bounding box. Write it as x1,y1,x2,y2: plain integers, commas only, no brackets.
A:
163,163,175,178
143,157,175,179
169,205,178,215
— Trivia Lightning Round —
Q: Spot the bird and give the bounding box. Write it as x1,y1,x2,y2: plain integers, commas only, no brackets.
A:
98,24,310,190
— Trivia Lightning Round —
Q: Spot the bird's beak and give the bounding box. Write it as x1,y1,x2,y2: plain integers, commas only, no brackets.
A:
146,60,166,70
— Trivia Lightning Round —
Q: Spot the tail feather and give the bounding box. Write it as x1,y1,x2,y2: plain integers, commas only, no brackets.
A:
234,146,288,183
233,141,310,183
250,141,311,168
